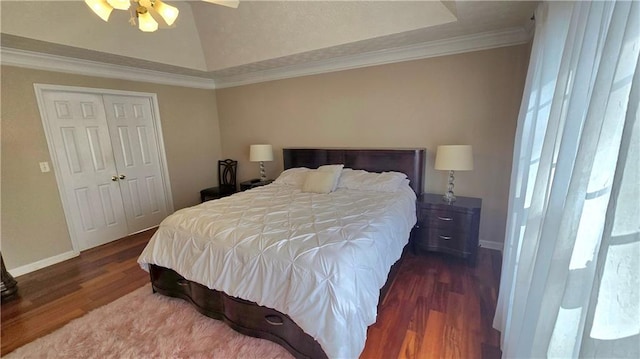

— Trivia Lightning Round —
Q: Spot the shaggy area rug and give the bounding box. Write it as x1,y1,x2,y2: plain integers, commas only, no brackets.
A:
6,285,293,358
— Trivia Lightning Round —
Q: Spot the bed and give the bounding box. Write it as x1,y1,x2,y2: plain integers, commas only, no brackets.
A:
138,148,425,359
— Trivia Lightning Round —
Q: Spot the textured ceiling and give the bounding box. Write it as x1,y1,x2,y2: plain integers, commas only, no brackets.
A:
0,1,538,82
191,1,458,71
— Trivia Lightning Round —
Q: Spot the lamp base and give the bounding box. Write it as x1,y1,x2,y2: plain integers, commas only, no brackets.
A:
442,191,456,204
259,161,267,182
442,170,456,204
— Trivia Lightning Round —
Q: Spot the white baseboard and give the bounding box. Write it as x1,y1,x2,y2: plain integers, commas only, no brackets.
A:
479,240,503,252
8,250,79,278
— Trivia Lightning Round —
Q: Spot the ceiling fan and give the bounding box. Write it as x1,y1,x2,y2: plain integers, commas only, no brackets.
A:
84,0,239,33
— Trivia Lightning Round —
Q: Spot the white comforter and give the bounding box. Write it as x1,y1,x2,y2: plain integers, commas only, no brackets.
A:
138,183,416,358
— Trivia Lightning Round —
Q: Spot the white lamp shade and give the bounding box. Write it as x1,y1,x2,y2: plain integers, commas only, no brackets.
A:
106,0,130,10
153,0,179,26
250,144,274,162
138,10,159,32
85,0,113,22
434,145,474,171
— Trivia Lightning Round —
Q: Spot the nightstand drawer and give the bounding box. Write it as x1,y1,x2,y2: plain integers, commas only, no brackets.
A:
422,209,474,230
414,227,472,258
423,227,468,252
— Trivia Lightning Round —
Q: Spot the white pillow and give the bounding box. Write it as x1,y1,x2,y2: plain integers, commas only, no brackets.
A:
274,167,311,187
302,170,336,194
317,164,344,192
337,168,408,192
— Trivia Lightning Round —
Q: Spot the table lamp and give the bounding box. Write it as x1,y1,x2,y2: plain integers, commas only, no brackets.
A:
249,144,273,181
434,145,474,204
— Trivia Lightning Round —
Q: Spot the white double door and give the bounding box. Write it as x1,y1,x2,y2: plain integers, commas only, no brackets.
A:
38,88,171,251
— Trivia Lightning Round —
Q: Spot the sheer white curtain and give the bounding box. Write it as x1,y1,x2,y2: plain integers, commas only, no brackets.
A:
494,1,639,358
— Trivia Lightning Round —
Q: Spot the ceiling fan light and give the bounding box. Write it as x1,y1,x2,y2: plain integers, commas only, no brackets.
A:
153,0,179,26
137,8,159,32
106,0,130,10
85,0,114,22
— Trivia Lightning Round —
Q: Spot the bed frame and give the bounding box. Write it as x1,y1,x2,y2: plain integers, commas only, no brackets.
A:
149,148,425,359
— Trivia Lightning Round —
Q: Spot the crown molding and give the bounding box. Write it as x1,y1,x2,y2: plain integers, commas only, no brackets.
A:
1,26,531,90
0,47,217,90
214,27,532,88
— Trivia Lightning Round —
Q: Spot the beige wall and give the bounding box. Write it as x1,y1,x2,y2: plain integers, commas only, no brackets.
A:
1,66,221,270
216,44,529,245
1,43,528,270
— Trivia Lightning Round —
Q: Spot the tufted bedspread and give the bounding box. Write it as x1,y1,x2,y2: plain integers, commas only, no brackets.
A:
138,182,416,358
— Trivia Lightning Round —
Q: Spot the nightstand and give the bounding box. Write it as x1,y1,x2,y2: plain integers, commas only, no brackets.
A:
240,179,273,191
412,193,482,265
200,185,236,202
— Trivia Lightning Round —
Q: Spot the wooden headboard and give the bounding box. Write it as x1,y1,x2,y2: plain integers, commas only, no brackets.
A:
283,148,426,195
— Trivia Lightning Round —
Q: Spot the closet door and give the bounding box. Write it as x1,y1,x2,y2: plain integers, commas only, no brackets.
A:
40,90,129,250
103,95,169,233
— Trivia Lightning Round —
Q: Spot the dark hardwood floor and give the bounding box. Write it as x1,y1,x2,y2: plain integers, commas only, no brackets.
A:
1,229,502,358
364,247,503,359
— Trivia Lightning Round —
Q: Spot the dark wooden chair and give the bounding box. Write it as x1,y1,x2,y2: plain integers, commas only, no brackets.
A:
200,159,238,202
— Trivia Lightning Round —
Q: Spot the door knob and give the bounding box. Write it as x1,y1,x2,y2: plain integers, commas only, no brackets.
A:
119,174,126,180
111,176,118,182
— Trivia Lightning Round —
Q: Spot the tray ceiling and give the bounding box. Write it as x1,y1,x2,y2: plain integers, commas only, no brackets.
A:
1,1,538,87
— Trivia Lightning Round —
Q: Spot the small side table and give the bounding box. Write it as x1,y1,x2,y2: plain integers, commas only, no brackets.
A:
240,179,273,191
199,186,236,202
412,193,482,265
